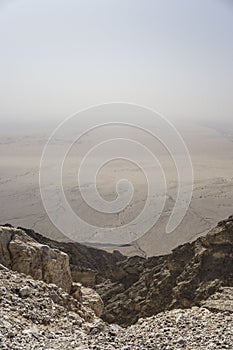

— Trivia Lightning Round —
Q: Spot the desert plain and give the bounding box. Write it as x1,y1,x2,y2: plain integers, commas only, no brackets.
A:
0,119,232,257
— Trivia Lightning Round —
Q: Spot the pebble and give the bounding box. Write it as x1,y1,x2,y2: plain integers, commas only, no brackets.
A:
19,286,33,297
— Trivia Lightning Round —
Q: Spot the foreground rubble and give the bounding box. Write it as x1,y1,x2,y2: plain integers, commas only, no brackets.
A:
0,265,232,350
0,219,232,349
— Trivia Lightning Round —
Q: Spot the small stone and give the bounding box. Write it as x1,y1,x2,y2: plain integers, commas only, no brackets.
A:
19,286,33,297
177,336,186,345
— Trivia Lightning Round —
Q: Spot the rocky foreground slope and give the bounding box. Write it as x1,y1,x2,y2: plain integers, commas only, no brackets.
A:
0,265,232,349
0,217,232,349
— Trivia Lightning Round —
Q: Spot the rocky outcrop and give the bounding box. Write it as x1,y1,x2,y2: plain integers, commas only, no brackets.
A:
96,216,233,326
81,286,104,317
70,282,104,317
0,225,104,317
18,226,126,287
0,226,72,292
1,216,233,328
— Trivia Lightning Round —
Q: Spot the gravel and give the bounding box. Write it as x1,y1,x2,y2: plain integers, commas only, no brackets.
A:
83,307,233,350
0,267,232,350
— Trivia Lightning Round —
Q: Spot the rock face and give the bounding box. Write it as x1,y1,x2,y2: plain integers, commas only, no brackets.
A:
0,226,73,293
18,226,126,287
96,216,233,326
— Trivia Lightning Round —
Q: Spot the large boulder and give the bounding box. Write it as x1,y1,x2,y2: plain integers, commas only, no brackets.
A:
0,226,72,293
81,286,104,317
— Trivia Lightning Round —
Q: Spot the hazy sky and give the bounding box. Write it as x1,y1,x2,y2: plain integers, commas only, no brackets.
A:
0,0,233,125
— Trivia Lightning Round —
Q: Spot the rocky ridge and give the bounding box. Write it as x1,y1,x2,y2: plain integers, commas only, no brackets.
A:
17,225,125,287
97,216,233,325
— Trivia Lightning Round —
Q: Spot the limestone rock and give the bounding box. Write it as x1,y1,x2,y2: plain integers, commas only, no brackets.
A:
17,226,126,287
71,266,97,287
0,226,72,293
19,286,33,297
81,286,104,317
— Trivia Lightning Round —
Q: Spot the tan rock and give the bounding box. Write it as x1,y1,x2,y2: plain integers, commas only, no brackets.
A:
71,266,96,287
19,286,33,297
0,226,72,292
81,286,104,317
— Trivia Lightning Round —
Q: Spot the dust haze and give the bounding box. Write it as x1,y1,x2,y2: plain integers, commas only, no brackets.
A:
1,0,233,256
1,116,232,256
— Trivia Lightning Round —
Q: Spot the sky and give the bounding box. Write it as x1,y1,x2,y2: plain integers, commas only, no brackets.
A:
0,0,233,127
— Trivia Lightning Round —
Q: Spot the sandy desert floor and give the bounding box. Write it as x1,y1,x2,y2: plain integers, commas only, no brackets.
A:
0,120,232,256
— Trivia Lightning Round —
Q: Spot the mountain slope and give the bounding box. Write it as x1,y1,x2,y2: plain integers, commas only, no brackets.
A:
1,217,233,328
96,216,233,325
